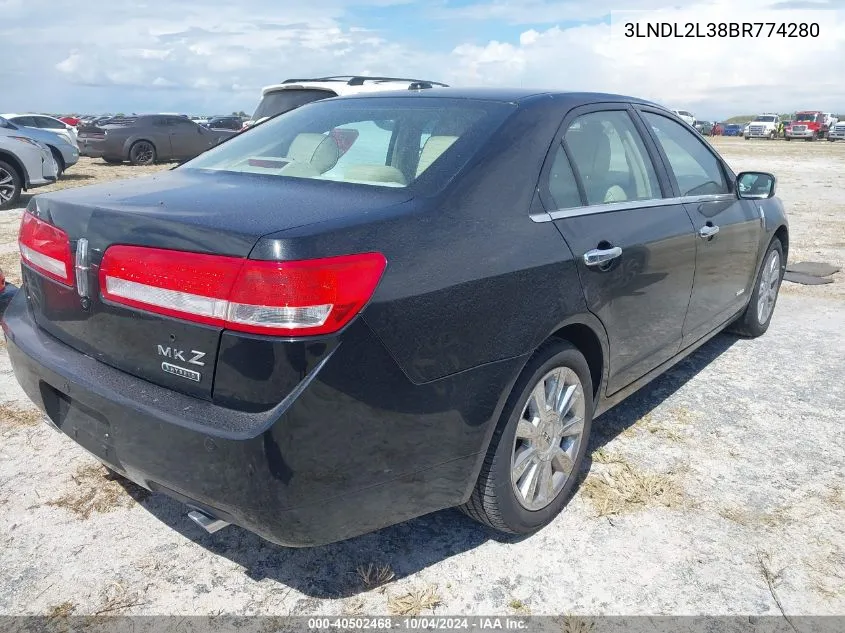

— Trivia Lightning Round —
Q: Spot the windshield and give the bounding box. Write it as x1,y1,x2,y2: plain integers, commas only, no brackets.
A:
184,97,515,190
795,113,818,122
754,116,777,122
0,117,15,129
252,89,337,121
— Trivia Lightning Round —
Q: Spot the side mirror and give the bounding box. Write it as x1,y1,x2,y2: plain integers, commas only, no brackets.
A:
736,171,776,199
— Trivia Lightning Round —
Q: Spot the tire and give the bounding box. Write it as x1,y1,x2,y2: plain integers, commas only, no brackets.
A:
129,140,156,166
461,340,594,535
49,147,65,178
0,160,22,210
728,238,784,338
769,131,776,140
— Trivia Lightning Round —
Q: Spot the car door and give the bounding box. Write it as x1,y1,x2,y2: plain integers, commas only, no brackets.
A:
540,105,697,394
147,117,174,160
637,108,762,347
167,117,210,159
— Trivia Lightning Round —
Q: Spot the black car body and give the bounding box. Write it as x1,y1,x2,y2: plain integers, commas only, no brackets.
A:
204,116,245,131
77,115,235,165
4,89,788,547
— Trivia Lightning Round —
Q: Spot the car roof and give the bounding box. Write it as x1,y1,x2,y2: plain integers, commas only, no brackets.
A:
2,113,59,119
334,87,667,109
261,76,449,97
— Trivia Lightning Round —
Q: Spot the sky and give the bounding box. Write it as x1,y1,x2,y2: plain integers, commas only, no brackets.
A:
2,0,845,120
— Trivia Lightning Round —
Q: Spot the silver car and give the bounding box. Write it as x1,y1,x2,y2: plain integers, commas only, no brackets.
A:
0,117,58,209
0,118,78,177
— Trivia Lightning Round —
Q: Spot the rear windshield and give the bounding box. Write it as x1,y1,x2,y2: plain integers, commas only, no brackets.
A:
252,89,336,121
184,97,515,190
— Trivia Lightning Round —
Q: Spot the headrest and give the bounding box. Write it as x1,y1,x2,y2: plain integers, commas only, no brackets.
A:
287,133,339,173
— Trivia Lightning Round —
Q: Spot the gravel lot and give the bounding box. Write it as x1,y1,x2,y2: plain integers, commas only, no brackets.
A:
0,143,843,619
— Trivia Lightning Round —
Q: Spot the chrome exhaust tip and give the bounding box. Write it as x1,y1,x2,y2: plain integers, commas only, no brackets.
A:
187,509,230,534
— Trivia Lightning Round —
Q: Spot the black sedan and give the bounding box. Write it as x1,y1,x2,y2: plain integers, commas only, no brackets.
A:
77,114,235,165
4,89,788,546
204,116,246,131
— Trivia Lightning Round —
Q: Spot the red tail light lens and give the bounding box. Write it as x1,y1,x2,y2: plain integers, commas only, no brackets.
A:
18,211,74,286
99,246,387,336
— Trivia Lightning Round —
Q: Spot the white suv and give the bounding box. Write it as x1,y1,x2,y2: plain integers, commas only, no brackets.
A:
672,109,696,126
244,76,449,130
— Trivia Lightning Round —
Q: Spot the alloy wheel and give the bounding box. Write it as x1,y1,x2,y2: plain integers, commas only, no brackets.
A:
131,142,155,165
756,249,781,325
0,167,16,204
511,366,586,511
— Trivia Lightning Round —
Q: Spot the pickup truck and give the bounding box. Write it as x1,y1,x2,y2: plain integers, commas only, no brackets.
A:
829,120,845,141
745,114,779,140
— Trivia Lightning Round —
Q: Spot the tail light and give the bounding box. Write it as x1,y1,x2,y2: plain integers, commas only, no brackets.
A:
18,211,74,286
100,246,387,336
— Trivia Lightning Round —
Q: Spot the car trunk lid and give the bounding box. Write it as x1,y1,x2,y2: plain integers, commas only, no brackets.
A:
23,169,410,400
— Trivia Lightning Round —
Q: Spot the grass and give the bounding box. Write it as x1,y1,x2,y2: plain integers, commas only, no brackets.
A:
580,462,685,517
387,585,442,616
356,564,395,591
46,463,149,519
560,615,596,633
47,602,76,619
0,401,44,429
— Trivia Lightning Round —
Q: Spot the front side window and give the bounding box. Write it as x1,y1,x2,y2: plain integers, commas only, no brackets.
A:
564,110,661,205
185,98,514,190
642,112,729,197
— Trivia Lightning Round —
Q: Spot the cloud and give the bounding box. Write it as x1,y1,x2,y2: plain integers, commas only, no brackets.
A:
2,0,844,117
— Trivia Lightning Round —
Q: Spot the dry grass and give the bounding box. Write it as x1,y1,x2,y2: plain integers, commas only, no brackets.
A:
591,447,626,465
560,615,596,633
46,463,149,519
0,250,22,286
47,601,76,619
387,584,442,616
508,598,531,614
0,401,44,429
580,462,685,517
356,563,395,591
342,596,366,615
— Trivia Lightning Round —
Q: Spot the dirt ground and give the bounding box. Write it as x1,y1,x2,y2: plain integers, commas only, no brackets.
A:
0,143,843,619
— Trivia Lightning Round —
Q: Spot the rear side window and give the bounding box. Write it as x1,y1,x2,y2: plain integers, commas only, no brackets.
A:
564,110,661,205
546,145,582,209
252,89,336,121
642,112,729,196
185,98,514,190
35,117,59,128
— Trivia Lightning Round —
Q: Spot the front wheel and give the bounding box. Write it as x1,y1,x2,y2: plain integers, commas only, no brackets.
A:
461,340,593,534
0,160,22,210
49,148,65,178
728,239,784,338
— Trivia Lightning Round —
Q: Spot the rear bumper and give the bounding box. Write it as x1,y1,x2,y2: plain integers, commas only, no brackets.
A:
2,291,510,546
77,141,107,158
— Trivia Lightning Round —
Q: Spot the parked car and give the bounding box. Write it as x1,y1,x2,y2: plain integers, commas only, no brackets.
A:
672,109,696,126
2,113,78,148
243,75,449,130
205,116,245,131
694,120,713,135
3,89,788,547
59,116,80,127
0,118,78,177
785,111,836,140
828,120,845,141
77,114,235,165
0,117,58,209
722,123,744,136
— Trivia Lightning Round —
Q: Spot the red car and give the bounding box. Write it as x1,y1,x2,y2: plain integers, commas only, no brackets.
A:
59,116,80,127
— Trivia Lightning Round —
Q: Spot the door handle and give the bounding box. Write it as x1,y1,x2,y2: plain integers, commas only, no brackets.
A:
584,246,622,266
698,224,720,238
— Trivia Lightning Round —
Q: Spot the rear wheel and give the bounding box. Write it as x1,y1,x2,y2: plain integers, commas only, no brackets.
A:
461,340,593,534
129,141,156,166
0,161,22,210
728,238,784,338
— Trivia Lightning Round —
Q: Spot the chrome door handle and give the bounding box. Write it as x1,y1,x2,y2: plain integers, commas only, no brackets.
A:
584,246,622,266
698,224,720,238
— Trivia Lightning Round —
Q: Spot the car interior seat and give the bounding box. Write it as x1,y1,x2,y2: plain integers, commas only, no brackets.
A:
279,133,340,178
566,122,627,204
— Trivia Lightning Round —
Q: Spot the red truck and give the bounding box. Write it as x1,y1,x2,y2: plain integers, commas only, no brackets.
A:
784,111,837,141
